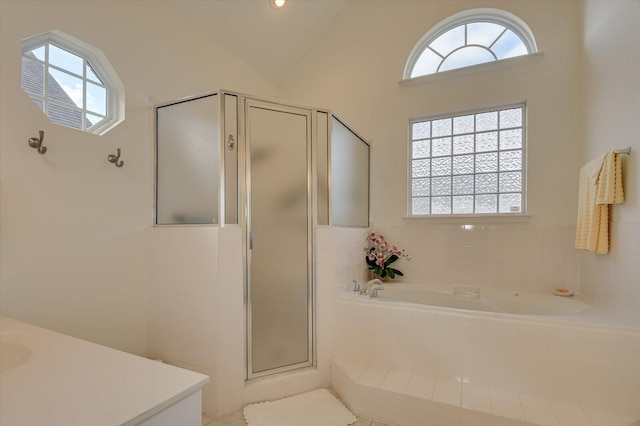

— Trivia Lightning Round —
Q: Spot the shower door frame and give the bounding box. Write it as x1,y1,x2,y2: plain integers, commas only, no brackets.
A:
241,96,316,380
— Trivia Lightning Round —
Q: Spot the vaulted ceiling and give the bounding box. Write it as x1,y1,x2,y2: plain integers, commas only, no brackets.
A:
166,0,347,86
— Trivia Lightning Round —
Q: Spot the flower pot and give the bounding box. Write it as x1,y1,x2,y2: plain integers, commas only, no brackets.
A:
370,271,390,282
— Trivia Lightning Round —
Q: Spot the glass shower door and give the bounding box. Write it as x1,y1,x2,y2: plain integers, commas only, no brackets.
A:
245,100,312,377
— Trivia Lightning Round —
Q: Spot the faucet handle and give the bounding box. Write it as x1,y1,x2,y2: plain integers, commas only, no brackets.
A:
352,280,361,292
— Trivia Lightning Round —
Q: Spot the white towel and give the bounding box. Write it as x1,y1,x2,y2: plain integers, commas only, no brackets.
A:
575,151,624,254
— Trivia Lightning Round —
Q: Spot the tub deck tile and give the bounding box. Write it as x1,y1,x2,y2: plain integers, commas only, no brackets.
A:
405,374,436,400
433,378,461,406
518,394,559,426
379,370,411,394
358,366,389,388
332,358,638,426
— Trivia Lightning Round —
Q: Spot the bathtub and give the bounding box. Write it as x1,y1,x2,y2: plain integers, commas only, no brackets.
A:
377,283,591,316
333,283,640,425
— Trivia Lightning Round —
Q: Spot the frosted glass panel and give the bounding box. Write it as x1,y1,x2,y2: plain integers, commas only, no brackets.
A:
453,135,474,154
476,173,497,193
476,111,498,132
432,176,451,196
453,175,474,195
248,104,309,374
475,194,497,213
453,154,474,174
476,152,498,173
431,157,451,176
331,116,370,227
499,193,522,213
410,105,525,216
499,129,522,150
432,118,452,137
412,159,430,177
413,140,430,158
156,94,220,224
499,171,522,192
432,196,451,214
412,197,430,214
500,108,522,128
432,137,452,157
453,195,474,214
499,150,522,171
453,115,474,135
412,178,430,196
412,121,430,139
476,132,498,152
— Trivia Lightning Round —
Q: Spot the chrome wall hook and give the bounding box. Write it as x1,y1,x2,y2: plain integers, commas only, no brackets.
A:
107,148,124,167
28,130,47,154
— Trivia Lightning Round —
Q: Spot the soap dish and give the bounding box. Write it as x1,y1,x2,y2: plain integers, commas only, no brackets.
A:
553,288,574,297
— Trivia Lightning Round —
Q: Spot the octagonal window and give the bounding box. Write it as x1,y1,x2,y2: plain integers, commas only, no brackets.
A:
21,30,124,135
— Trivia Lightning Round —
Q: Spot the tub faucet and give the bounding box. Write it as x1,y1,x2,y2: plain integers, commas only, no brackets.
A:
361,278,382,295
370,285,385,298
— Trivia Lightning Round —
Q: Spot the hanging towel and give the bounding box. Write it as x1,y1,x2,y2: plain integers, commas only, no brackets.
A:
575,151,624,254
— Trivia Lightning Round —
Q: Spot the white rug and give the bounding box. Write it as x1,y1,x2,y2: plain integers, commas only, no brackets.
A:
243,388,357,426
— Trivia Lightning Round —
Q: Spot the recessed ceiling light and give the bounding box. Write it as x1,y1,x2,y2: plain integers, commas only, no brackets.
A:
270,0,286,10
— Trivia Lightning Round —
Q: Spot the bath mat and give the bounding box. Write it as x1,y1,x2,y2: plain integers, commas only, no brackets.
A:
243,388,357,426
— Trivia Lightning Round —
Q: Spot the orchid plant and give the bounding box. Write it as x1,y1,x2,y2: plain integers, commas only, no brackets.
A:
365,231,410,280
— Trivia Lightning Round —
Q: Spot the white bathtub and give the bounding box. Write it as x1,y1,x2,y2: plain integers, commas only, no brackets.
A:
333,284,640,424
350,282,640,329
377,283,591,316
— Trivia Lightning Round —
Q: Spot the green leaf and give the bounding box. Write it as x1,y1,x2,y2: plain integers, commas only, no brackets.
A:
387,269,395,279
390,268,404,276
386,255,399,265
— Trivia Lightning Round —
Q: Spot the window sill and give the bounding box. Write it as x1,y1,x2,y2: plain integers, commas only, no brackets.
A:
399,52,544,88
403,214,531,224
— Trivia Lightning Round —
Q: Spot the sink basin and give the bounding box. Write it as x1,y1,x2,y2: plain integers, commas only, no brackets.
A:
0,341,32,372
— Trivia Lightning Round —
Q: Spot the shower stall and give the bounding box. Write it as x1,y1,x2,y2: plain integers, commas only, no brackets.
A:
155,91,369,380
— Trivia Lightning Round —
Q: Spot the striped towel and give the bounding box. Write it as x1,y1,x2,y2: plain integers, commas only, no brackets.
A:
575,151,624,254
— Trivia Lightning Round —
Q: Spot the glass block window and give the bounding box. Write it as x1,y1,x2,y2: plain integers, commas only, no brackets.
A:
404,9,537,79
20,30,124,135
409,105,525,216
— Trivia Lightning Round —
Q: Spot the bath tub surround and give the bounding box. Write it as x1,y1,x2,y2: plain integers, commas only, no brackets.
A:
0,317,208,426
333,284,640,425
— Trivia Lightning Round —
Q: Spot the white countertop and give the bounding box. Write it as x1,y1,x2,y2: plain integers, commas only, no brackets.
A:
0,317,209,426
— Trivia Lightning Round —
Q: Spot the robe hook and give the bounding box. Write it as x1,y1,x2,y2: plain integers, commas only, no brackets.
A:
28,130,47,154
108,148,124,167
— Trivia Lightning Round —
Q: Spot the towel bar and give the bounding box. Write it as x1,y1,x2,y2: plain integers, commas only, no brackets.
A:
615,147,631,155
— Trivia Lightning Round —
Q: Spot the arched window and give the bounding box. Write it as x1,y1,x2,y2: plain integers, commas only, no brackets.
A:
404,9,537,79
21,30,124,135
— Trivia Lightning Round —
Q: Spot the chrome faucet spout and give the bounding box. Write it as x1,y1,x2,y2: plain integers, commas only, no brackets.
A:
361,278,383,295
370,285,385,298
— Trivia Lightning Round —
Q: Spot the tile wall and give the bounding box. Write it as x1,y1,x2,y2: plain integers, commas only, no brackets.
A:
148,226,220,415
148,225,367,418
378,223,580,294
581,219,640,322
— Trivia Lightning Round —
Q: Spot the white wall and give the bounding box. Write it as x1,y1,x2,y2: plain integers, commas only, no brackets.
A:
280,1,587,293
580,0,640,317
0,0,277,355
